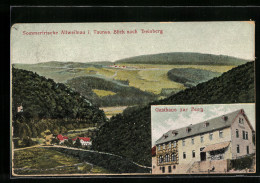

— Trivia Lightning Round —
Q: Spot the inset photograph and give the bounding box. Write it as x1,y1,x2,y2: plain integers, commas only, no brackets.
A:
151,104,255,174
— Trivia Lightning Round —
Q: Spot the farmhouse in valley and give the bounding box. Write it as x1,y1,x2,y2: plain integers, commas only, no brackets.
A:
72,137,92,146
56,134,69,144
153,109,255,174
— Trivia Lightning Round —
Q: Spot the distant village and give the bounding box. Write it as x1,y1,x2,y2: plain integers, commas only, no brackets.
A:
108,64,127,69
107,64,145,70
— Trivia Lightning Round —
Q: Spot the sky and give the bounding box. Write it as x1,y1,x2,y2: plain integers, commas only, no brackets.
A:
151,104,255,147
11,22,255,64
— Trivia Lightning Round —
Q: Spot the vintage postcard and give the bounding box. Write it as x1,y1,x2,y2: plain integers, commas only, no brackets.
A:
11,22,255,176
151,104,256,174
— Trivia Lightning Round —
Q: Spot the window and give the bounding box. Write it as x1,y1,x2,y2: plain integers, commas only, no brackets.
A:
169,142,171,148
236,129,239,138
172,131,178,136
171,153,176,161
243,131,246,140
183,152,186,159
163,144,165,149
204,122,209,127
237,145,240,153
162,166,165,173
239,118,244,124
158,145,161,150
173,141,177,148
191,138,194,145
186,127,191,133
209,133,213,140
168,166,172,173
192,150,195,158
159,155,163,163
247,146,249,154
165,154,169,162
200,136,204,143
182,140,185,146
246,132,248,140
173,165,176,169
219,130,223,138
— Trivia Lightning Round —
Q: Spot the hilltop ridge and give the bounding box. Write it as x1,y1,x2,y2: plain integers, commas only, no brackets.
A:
116,52,250,65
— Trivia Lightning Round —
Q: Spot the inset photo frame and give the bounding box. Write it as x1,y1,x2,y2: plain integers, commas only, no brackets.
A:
152,104,256,174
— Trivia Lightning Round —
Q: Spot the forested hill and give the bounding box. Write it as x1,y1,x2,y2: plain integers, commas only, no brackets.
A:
115,52,249,65
12,67,106,139
92,61,255,167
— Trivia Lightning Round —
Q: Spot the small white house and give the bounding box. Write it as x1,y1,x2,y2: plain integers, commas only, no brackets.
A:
72,137,92,146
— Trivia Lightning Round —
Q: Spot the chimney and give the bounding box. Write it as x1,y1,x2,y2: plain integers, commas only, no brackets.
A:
186,127,191,133
222,115,228,121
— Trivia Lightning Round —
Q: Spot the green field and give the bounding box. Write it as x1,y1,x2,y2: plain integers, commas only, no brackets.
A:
13,147,111,175
92,89,117,97
100,106,129,119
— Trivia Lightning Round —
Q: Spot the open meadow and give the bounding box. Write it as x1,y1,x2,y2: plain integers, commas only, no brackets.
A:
13,147,111,175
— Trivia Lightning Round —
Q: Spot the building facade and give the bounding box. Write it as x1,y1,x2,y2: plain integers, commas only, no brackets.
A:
153,109,255,174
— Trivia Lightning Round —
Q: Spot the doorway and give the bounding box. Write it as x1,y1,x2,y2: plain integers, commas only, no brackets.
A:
200,152,206,161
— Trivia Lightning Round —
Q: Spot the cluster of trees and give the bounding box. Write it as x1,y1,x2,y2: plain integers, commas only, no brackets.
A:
66,76,156,107
230,154,255,170
13,118,96,140
12,68,107,142
93,62,255,166
167,68,221,87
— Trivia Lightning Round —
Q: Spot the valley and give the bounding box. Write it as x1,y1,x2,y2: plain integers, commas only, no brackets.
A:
13,59,236,113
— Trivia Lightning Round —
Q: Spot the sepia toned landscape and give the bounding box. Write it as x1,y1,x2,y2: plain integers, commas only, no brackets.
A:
11,22,255,176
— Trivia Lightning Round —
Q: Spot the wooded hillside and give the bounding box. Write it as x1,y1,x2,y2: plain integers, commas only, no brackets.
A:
67,76,156,107
116,52,249,65
92,61,255,166
12,67,107,141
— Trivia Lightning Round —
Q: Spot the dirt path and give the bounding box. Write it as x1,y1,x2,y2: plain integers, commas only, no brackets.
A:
13,144,42,151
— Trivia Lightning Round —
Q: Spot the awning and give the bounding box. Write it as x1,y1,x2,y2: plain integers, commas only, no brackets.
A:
202,141,230,152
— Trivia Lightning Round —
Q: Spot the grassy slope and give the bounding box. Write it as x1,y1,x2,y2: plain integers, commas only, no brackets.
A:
14,148,80,169
92,89,116,97
13,147,110,174
92,61,255,166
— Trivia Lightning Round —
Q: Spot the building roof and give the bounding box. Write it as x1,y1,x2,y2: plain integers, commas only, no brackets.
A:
155,109,243,145
57,134,64,141
202,141,230,152
72,137,91,142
